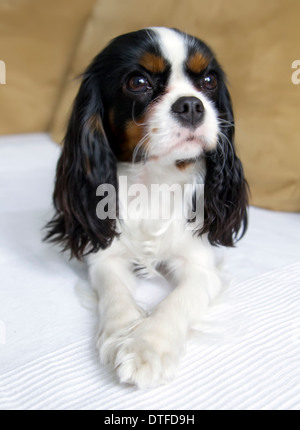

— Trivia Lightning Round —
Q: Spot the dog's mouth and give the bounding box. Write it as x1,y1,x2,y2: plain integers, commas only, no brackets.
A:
147,137,205,162
143,121,218,163
182,134,198,143
171,133,210,152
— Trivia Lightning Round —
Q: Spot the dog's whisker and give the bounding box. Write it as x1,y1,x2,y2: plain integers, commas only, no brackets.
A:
218,130,235,170
218,118,234,128
132,133,151,164
131,101,149,127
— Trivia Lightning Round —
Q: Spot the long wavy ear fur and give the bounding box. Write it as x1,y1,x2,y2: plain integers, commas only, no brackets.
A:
45,72,118,259
199,82,248,246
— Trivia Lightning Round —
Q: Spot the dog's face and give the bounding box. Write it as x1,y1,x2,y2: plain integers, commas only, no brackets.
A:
46,28,248,259
96,27,225,164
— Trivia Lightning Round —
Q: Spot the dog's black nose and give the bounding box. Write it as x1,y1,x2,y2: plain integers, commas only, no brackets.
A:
171,96,204,128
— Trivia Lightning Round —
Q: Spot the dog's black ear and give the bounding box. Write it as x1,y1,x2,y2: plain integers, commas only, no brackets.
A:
199,82,248,246
45,71,118,259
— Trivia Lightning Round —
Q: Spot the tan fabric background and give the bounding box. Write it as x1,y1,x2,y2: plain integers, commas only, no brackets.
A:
1,0,299,212
0,0,95,134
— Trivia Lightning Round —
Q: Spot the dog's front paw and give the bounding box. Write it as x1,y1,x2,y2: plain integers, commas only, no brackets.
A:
97,306,146,366
114,317,185,388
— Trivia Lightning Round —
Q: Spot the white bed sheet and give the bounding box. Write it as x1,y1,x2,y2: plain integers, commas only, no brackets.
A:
0,133,299,410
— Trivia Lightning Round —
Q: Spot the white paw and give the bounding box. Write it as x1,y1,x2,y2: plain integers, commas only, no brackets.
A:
113,317,184,388
97,307,146,366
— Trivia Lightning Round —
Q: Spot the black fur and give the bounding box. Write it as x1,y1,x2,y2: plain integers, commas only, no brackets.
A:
44,70,119,259
199,80,248,246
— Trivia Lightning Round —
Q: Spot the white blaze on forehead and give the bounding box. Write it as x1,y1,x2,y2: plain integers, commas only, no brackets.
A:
149,27,187,82
145,27,220,160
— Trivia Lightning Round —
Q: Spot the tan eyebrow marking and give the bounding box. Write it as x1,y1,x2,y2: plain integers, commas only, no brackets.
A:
187,52,210,74
139,52,167,74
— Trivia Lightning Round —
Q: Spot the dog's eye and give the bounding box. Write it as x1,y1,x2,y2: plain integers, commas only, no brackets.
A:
126,75,152,93
202,73,218,90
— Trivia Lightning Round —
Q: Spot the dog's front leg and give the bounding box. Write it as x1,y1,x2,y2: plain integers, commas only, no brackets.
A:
115,246,222,388
88,243,146,368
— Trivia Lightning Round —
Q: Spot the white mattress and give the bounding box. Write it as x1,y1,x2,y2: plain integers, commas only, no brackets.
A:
0,133,299,410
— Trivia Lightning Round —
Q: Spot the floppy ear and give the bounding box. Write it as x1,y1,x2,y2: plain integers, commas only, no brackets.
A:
45,72,118,259
199,82,248,246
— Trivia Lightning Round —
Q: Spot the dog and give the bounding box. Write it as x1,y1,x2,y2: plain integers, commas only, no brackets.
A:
45,27,248,388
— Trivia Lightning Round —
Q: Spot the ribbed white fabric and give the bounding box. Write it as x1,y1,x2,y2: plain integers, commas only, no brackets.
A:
1,261,299,410
0,134,300,410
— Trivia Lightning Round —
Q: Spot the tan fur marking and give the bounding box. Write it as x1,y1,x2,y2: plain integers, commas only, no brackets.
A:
88,113,104,134
108,108,117,135
175,160,196,171
107,109,148,162
85,114,105,174
121,119,147,161
139,53,166,74
187,52,209,74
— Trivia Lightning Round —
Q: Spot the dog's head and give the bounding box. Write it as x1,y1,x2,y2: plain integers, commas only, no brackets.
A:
46,27,248,258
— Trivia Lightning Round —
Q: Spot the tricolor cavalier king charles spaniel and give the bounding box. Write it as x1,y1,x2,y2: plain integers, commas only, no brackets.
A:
46,27,248,388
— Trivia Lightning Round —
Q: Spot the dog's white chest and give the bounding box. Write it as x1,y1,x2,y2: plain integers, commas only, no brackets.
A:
116,162,203,266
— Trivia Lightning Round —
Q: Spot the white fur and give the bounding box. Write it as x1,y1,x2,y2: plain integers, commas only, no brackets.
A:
88,28,222,388
146,27,220,163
